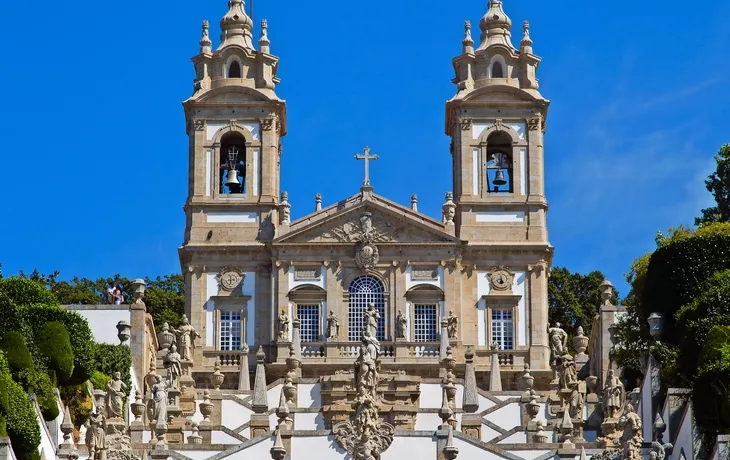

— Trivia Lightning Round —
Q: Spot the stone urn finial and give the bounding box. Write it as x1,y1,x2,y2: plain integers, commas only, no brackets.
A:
188,421,203,444
157,322,175,352
130,390,145,421
199,390,214,423
573,326,589,355
116,320,131,345
210,360,225,390
521,363,534,391
131,278,146,303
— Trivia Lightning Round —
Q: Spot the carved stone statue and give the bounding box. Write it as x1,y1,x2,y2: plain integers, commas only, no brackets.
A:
164,344,182,389
603,368,626,419
548,322,568,365
396,310,407,339
326,311,340,340
85,410,107,460
360,212,373,235
174,315,198,362
151,375,169,424
557,353,578,390
363,303,380,339
105,372,127,419
355,331,380,401
620,403,643,460
278,310,290,341
447,310,458,339
567,381,584,419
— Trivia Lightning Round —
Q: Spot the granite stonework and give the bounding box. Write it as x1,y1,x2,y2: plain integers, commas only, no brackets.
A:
23,1,714,460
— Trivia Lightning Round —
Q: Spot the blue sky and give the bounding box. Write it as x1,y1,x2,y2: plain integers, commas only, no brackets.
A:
0,1,728,298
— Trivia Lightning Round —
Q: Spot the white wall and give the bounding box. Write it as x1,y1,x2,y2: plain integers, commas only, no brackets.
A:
71,308,130,345
475,271,526,347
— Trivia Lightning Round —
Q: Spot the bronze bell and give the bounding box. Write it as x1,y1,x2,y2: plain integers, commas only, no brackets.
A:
493,169,507,186
225,169,240,188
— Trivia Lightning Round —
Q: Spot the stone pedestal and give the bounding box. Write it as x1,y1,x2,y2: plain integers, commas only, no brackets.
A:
150,444,170,460
167,388,182,420
250,414,271,438
165,422,185,445
198,421,212,443
461,414,482,440
597,418,621,448
130,420,146,444
210,390,223,426
585,393,602,430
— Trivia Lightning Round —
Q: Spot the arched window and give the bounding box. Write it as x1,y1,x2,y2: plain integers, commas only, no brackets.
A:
219,132,246,194
348,275,385,342
486,131,513,193
491,61,504,78
228,61,242,78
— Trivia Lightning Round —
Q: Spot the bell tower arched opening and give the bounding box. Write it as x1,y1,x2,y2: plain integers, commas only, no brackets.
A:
486,131,513,193
219,132,246,195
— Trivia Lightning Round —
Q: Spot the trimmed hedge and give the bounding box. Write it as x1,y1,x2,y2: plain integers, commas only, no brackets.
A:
89,371,110,392
35,322,74,383
0,352,11,437
0,332,33,375
0,293,24,340
641,234,730,341
692,361,730,452
5,378,41,460
23,304,95,384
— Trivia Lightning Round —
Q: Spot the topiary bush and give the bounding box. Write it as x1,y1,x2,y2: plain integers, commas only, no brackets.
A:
0,292,24,341
0,332,33,376
5,378,41,460
88,371,110,392
0,277,59,307
35,322,74,383
0,352,11,437
641,234,730,342
23,304,95,384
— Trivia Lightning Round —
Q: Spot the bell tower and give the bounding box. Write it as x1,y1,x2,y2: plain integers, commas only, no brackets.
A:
179,0,285,358
446,1,553,368
446,0,548,244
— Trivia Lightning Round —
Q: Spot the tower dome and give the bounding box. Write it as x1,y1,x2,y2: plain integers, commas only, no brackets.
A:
219,0,255,50
478,0,513,49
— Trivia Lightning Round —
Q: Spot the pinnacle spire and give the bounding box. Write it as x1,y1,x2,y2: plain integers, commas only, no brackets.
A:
259,20,271,54
462,21,474,54
521,20,533,54
219,0,255,51
200,20,212,54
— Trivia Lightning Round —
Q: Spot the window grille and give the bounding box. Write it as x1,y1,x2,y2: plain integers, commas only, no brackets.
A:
297,305,320,343
348,275,385,342
491,309,514,350
220,311,242,351
414,304,438,342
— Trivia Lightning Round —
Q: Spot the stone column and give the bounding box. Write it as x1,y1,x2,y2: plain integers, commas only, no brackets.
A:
129,279,148,392
527,262,550,370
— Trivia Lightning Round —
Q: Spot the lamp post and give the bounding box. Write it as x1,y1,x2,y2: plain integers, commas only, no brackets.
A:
647,312,664,342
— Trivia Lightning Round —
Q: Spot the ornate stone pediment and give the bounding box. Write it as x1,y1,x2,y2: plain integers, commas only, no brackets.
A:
274,204,459,246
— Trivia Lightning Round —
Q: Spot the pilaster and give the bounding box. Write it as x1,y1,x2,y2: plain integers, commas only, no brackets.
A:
528,263,549,370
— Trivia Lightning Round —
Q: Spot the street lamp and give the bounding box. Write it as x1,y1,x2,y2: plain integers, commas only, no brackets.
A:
647,312,663,342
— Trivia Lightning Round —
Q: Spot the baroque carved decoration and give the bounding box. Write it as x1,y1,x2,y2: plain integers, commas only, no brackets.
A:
261,117,276,131
193,119,205,131
527,114,542,132
460,118,473,131
333,332,395,460
488,266,514,292
218,267,244,292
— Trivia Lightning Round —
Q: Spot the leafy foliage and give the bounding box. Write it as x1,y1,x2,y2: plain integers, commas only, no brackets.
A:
58,382,92,431
0,352,11,437
35,322,74,383
5,377,41,460
0,277,58,307
144,274,186,332
548,267,618,340
88,371,111,392
93,344,132,395
696,144,730,225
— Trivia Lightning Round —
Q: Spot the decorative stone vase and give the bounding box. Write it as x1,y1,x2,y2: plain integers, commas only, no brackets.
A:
188,422,203,444
157,323,175,351
520,363,534,391
210,360,225,390
585,375,598,394
572,326,589,355
533,427,549,444
283,377,297,404
525,399,541,420
116,320,131,345
131,279,146,302
130,391,145,421
199,390,214,422
445,382,457,402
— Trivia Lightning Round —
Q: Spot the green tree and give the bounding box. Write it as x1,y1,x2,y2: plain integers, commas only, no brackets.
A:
696,144,730,225
144,274,186,331
547,267,618,340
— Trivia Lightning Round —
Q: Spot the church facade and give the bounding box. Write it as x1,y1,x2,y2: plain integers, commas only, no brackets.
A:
179,0,553,387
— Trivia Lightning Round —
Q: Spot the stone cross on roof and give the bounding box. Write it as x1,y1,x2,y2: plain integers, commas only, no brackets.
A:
354,146,379,187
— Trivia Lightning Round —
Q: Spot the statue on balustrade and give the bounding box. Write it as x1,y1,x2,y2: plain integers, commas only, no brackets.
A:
557,353,578,390
174,315,198,362
151,375,169,424
105,372,127,419
355,331,380,402
85,410,107,460
164,344,182,389
620,403,643,460
278,309,290,341
603,368,626,420
327,311,340,340
567,381,584,419
363,303,380,339
548,322,568,366
396,310,407,339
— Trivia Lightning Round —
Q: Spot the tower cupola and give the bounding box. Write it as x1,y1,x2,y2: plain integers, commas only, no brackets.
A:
478,0,513,49
219,0,255,50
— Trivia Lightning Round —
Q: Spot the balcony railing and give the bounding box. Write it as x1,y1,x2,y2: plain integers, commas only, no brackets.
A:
275,341,442,363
